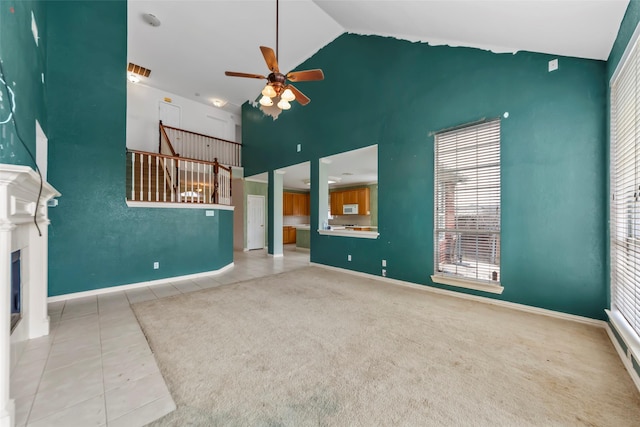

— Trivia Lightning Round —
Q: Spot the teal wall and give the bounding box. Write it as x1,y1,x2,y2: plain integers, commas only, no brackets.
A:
243,34,607,319
243,180,268,248
0,0,47,166
43,1,232,296
608,0,640,77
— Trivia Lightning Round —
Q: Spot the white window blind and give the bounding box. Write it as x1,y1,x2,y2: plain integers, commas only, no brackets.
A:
611,35,640,338
434,119,501,284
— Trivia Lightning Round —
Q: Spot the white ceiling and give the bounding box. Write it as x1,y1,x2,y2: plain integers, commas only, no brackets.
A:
128,1,629,116
246,145,378,190
314,0,629,59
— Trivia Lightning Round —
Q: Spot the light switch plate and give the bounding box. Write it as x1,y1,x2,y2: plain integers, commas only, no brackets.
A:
206,210,215,217
548,59,558,72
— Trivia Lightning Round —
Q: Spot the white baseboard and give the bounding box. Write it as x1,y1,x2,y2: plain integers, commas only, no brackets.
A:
269,253,284,258
309,263,606,328
605,323,640,394
48,262,235,302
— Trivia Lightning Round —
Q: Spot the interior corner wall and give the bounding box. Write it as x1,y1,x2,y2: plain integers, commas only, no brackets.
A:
608,0,640,78
242,33,608,319
0,0,47,166
126,83,239,153
232,177,244,250
45,1,233,297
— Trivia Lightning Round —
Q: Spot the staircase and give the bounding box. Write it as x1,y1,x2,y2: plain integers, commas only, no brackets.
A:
126,152,178,202
126,122,237,205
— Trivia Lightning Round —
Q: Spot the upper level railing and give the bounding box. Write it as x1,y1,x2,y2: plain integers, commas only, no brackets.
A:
159,121,241,167
126,149,232,205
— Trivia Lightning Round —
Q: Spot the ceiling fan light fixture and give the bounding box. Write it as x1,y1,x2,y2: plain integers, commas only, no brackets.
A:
277,99,291,110
259,95,274,107
262,84,277,98
281,88,295,102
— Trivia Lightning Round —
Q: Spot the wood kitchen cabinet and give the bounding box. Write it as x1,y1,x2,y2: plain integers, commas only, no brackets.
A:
283,192,310,216
330,191,343,216
283,192,294,216
330,187,370,215
342,190,358,205
282,226,296,244
357,188,370,215
303,193,310,216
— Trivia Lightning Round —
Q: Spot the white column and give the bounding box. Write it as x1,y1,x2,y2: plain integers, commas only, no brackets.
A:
272,170,284,257
318,159,330,230
26,220,49,339
0,223,15,427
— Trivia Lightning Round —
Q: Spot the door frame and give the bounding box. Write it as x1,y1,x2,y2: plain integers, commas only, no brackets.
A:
247,195,265,250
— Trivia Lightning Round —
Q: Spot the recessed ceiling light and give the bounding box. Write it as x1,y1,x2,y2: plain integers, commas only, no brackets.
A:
212,98,227,108
127,73,140,83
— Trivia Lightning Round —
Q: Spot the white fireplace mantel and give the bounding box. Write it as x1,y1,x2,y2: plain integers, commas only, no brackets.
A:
0,164,60,427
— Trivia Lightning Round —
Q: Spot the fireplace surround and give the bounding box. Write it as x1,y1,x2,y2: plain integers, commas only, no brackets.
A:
0,164,59,427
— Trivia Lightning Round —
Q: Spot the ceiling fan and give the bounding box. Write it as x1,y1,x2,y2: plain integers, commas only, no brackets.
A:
224,0,324,110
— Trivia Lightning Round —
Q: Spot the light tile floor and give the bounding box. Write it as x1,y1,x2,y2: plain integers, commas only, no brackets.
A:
11,247,309,427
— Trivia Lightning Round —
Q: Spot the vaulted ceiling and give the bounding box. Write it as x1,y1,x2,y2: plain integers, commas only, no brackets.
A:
128,0,629,116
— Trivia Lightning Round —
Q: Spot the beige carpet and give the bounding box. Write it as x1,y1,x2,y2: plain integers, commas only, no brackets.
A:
133,267,640,426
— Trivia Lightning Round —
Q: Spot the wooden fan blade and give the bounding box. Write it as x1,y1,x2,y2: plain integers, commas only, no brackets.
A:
287,84,310,106
286,69,324,82
260,46,279,73
225,71,266,79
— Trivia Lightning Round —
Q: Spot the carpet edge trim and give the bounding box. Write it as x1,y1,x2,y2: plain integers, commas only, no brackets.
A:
48,262,235,302
309,263,606,328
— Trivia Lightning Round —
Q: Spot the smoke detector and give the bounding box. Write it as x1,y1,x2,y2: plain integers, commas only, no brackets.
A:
142,13,161,27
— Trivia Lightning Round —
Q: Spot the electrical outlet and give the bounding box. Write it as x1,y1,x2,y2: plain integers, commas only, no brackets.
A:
382,269,387,277
153,262,159,269
296,143,301,152
382,259,387,267
348,254,352,261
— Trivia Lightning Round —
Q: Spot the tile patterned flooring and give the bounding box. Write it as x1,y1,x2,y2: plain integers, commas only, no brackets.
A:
11,247,309,427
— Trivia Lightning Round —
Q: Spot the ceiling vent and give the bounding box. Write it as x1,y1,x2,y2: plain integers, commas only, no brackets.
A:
127,63,151,77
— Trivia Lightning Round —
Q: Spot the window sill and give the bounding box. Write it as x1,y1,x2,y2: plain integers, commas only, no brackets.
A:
317,229,379,240
606,309,640,363
430,274,504,294
126,200,234,210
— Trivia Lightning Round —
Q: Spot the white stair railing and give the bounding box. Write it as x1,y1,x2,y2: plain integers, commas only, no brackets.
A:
160,121,241,167
127,150,232,205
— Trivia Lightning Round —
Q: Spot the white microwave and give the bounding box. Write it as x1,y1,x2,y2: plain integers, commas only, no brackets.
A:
343,204,358,215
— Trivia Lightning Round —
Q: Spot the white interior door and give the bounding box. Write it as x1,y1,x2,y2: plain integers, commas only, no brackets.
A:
159,102,180,128
247,195,265,250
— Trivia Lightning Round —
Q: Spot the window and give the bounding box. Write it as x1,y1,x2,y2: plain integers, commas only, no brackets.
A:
433,119,501,293
610,32,640,341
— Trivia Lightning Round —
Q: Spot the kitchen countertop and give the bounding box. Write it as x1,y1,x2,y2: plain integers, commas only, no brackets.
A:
329,225,377,230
